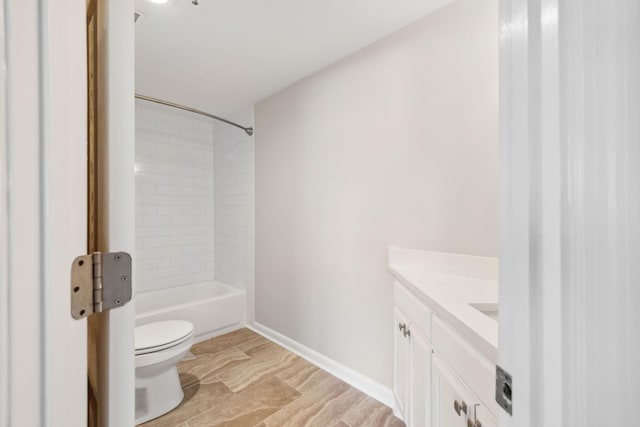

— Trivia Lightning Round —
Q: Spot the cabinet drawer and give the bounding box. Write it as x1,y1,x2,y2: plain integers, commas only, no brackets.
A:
394,281,432,338
431,353,476,427
432,315,498,418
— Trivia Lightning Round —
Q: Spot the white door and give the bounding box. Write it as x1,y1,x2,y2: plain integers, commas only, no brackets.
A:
500,0,640,426
1,0,135,426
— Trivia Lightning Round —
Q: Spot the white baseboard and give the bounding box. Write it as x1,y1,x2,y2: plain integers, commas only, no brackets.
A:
248,322,395,409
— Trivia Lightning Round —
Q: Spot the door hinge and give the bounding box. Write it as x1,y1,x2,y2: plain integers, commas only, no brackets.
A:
70,252,132,319
496,364,513,415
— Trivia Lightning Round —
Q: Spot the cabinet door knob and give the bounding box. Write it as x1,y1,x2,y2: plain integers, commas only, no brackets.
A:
398,322,406,332
403,327,411,338
467,420,482,427
454,400,467,416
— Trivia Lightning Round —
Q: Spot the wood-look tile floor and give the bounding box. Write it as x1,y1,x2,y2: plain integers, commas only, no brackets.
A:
141,328,405,427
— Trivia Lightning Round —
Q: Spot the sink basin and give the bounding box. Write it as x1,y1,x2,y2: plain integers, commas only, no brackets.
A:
470,303,498,322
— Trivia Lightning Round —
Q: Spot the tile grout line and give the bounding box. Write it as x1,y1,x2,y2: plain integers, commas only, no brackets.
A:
181,346,255,390
248,376,306,427
157,329,404,427
262,379,352,427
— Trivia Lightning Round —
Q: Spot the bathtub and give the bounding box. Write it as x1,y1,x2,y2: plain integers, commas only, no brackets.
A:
135,281,246,342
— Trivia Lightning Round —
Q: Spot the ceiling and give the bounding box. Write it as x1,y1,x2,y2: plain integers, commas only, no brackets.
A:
135,0,454,116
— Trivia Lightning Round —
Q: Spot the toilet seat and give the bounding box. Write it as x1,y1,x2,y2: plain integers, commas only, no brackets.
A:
135,320,194,356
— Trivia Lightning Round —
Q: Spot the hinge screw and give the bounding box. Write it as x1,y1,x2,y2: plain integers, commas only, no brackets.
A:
121,275,129,282
115,299,122,305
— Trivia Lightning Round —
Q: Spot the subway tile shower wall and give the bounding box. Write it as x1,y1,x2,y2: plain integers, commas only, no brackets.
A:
213,109,255,293
135,100,215,293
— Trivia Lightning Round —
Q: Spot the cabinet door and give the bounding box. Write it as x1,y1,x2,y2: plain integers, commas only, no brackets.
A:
394,308,411,421
474,404,497,427
431,354,476,427
410,327,433,427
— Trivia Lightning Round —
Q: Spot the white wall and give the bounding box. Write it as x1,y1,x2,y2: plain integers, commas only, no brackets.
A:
255,0,498,388
135,100,216,293
0,2,8,423
213,109,256,322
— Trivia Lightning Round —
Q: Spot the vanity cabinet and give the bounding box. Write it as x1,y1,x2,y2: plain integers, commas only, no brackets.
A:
393,284,434,426
393,307,411,419
474,404,498,427
432,354,476,427
432,354,496,427
409,328,433,427
393,280,498,427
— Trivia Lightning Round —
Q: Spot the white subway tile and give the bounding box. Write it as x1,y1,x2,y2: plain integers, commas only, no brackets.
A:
169,113,195,129
156,205,182,216
156,121,182,136
136,182,157,194
156,246,181,258
157,265,183,277
213,114,255,291
136,103,254,293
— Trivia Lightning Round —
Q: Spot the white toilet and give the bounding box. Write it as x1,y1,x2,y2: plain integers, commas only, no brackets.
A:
135,320,195,425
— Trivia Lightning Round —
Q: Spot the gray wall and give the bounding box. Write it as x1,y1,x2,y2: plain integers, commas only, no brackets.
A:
255,0,498,388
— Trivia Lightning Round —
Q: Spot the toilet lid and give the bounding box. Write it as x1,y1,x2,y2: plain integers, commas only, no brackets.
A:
135,320,194,355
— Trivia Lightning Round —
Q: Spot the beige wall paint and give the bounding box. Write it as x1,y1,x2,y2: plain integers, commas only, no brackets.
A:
255,0,498,388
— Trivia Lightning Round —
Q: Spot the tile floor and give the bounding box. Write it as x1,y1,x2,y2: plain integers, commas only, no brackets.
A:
141,328,404,427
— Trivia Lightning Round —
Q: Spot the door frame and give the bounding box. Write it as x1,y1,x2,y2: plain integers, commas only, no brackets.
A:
2,0,89,425
1,0,135,425
91,0,136,425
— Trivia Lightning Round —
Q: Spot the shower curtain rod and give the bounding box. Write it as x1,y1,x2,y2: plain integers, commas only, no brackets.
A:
135,94,254,136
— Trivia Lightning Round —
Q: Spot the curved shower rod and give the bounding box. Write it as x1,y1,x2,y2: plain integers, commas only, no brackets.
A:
135,94,254,136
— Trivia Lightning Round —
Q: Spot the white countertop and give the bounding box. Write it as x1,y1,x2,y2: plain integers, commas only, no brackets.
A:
388,247,499,361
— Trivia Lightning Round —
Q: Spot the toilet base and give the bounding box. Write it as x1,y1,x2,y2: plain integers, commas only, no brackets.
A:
135,363,184,425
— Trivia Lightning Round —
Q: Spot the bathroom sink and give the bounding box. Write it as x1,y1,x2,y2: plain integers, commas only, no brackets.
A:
469,303,499,322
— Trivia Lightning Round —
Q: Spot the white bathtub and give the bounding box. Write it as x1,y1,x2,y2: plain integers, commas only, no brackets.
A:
135,281,246,342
